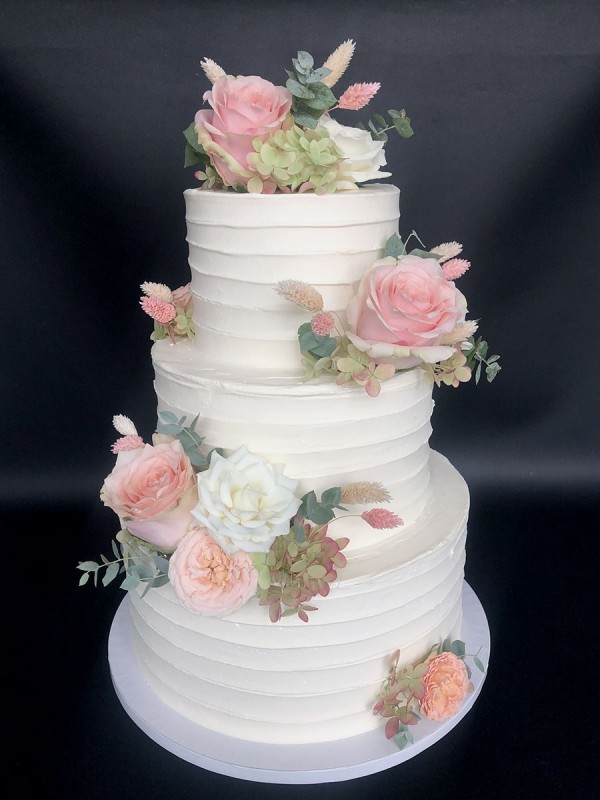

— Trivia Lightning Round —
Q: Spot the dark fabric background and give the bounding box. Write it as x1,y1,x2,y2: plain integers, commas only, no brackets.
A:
2,1,599,798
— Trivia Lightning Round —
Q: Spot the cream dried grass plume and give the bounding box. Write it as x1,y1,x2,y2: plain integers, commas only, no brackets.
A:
440,320,479,346
321,39,356,88
200,57,226,84
276,280,324,312
341,482,392,505
112,415,138,436
140,282,173,303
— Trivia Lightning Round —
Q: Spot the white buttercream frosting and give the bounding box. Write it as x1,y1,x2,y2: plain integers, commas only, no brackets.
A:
131,184,472,746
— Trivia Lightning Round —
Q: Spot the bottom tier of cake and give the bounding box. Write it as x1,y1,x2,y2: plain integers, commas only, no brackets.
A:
129,452,469,744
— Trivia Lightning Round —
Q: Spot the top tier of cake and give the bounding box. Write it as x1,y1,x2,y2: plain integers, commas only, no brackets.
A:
185,183,400,375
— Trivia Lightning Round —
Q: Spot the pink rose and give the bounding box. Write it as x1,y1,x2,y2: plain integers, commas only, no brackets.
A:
420,652,470,721
100,441,196,552
346,255,467,368
195,75,292,187
168,527,258,616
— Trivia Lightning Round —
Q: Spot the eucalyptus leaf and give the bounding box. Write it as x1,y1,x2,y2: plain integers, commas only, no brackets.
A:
120,573,140,591
321,487,342,507
184,142,205,168
393,116,414,138
77,561,99,572
286,79,315,100
449,640,466,657
296,50,314,70
486,362,501,382
151,574,170,589
102,562,120,587
293,517,306,543
293,112,319,129
128,563,155,581
78,572,90,586
304,82,336,111
475,361,482,384
153,555,170,573
384,233,406,259
111,539,121,560
474,655,485,672
408,248,437,259
158,410,179,424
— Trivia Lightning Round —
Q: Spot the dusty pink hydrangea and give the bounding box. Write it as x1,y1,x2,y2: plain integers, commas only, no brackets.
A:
168,527,258,616
361,509,404,529
140,296,177,324
420,652,469,721
442,258,471,280
311,311,335,336
337,82,380,111
111,435,145,453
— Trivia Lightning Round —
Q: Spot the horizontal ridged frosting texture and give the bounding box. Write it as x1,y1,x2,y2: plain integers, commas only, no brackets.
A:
184,184,400,373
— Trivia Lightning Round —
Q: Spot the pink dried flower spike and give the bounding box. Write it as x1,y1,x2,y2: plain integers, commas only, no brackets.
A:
111,434,144,453
311,312,335,336
338,82,381,111
362,509,404,529
140,295,177,324
443,258,471,280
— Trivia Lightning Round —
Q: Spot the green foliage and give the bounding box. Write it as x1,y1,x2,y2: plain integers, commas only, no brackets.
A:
384,233,406,259
300,352,335,382
156,411,221,469
464,336,502,384
182,122,210,168
285,51,336,129
359,108,414,142
77,533,171,595
297,486,346,525
297,322,337,359
334,337,396,397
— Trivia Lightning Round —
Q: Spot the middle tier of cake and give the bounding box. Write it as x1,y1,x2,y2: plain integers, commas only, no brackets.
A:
152,340,435,553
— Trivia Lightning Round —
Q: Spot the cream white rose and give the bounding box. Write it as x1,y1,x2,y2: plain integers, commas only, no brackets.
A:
191,446,301,554
319,115,391,183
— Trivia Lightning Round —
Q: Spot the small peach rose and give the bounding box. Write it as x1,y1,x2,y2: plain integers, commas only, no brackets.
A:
194,75,292,188
168,527,258,616
100,441,196,552
420,651,469,721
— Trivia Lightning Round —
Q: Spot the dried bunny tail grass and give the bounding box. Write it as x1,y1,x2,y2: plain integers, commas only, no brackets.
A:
276,279,324,312
440,320,479,346
338,82,380,111
112,414,138,436
341,482,392,505
430,241,463,263
200,57,226,83
321,39,356,88
140,282,173,302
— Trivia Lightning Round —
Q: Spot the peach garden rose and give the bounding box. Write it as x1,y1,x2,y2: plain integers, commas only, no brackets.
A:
195,75,292,188
420,651,470,721
100,440,197,552
346,254,467,368
168,527,258,616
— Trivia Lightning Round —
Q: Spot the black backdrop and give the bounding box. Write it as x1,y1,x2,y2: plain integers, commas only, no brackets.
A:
3,1,599,798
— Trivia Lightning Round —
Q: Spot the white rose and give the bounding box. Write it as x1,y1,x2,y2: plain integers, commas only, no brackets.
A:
320,115,391,183
191,446,301,554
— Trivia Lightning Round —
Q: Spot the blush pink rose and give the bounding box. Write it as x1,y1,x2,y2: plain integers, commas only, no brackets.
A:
346,255,467,368
420,652,470,721
168,527,258,616
100,441,196,552
195,75,292,187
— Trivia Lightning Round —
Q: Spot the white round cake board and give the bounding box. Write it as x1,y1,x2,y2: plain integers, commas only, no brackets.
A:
108,581,490,784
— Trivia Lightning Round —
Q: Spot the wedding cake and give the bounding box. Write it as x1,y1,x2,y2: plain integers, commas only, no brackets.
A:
79,41,498,750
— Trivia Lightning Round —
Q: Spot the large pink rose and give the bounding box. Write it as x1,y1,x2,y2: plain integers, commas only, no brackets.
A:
420,652,470,721
195,75,292,187
168,527,258,616
100,441,196,552
346,255,467,368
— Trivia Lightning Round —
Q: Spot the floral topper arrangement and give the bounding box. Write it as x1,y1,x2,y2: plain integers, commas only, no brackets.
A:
278,233,501,396
183,40,413,194
373,640,485,749
77,414,403,622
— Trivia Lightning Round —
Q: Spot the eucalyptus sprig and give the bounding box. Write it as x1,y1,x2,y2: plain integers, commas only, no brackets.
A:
286,50,337,129
357,108,414,142
77,531,170,598
464,336,502,383
156,411,223,469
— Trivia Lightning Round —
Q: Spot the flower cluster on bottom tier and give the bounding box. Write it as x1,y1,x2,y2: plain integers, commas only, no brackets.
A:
128,452,468,744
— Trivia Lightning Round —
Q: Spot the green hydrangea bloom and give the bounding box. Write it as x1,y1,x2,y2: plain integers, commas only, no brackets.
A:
247,124,357,194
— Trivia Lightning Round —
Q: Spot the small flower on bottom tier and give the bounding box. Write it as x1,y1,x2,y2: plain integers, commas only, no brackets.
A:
168,527,258,616
420,652,470,721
